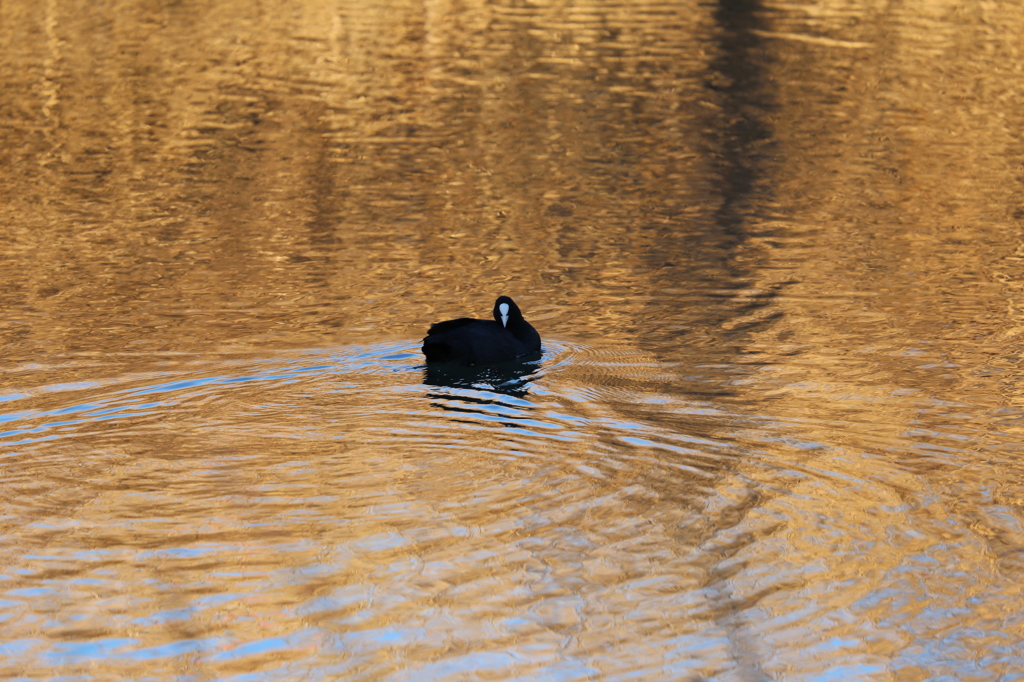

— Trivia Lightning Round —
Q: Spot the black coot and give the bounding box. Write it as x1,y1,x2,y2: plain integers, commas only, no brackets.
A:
422,296,541,366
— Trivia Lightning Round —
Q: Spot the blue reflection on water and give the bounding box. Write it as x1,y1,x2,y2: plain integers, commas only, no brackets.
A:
119,637,210,661
42,638,139,664
0,347,416,445
202,631,319,662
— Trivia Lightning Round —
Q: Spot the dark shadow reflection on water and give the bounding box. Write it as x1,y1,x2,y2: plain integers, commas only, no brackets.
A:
708,0,774,240
635,0,783,368
419,352,544,395
423,354,543,401
423,356,544,430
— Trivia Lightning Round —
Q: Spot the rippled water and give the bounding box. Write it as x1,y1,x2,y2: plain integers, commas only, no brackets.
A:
4,0,1024,679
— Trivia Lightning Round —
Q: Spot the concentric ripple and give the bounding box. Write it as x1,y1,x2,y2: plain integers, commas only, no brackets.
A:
3,338,1023,679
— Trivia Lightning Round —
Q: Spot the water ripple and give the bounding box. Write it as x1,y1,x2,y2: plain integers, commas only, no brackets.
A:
2,340,1023,679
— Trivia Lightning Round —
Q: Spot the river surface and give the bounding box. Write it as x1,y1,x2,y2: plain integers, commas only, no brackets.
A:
3,0,1024,680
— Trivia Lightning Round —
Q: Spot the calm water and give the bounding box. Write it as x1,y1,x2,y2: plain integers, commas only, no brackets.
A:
3,0,1024,679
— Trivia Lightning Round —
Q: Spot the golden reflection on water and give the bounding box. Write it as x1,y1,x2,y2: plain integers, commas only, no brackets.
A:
3,0,1024,678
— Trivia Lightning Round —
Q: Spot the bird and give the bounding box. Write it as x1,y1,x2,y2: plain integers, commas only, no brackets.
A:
421,296,541,366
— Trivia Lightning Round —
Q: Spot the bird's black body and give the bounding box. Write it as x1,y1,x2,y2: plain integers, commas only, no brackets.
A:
421,296,541,366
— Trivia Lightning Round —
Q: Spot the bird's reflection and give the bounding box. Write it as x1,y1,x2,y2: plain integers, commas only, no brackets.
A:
424,354,542,401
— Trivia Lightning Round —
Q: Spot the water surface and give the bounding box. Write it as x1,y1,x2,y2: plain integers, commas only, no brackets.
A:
3,0,1024,679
